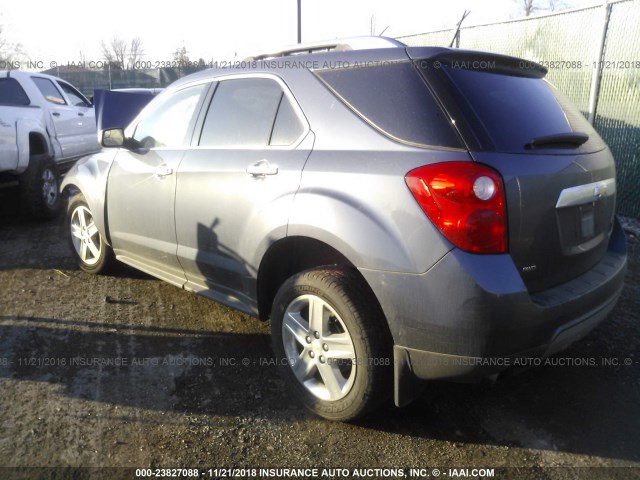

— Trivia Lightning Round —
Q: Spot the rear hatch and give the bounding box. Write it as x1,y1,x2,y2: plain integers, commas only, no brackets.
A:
412,49,617,292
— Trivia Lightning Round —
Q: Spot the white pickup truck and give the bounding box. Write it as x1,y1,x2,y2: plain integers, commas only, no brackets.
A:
0,71,99,219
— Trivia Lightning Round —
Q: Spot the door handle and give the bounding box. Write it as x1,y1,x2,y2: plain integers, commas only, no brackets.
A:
246,160,278,177
52,112,60,117
78,112,85,117
155,165,174,177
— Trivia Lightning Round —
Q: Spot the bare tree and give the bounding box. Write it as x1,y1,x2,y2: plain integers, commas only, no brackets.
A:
0,26,6,61
522,0,537,16
0,25,24,63
101,36,144,69
101,38,123,69
128,37,144,69
111,37,128,68
517,0,573,17
173,46,190,65
548,0,570,12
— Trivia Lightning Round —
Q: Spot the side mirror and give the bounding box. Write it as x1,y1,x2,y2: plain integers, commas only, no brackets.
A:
101,128,124,148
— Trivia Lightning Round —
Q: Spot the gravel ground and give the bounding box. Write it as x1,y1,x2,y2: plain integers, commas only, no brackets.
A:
0,189,638,480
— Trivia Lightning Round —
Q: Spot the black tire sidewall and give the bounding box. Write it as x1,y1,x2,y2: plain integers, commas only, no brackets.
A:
19,154,62,220
271,268,391,421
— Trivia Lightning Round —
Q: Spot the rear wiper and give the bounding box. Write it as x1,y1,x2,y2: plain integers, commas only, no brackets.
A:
525,132,589,150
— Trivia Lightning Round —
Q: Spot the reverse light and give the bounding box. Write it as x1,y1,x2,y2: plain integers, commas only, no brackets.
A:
473,176,496,201
405,162,507,254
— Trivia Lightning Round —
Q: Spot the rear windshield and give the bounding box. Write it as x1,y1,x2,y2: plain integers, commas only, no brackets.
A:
419,64,605,154
314,61,463,149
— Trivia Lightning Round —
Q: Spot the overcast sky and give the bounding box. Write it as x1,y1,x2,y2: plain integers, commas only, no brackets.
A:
0,0,601,66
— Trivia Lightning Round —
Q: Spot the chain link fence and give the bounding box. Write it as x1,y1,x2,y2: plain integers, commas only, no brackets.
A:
592,1,640,219
52,1,639,218
399,0,640,218
49,67,204,95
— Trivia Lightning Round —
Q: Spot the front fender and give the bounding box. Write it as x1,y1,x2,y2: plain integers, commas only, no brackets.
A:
60,149,117,245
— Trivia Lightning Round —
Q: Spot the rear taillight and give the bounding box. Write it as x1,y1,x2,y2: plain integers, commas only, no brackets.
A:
405,161,507,254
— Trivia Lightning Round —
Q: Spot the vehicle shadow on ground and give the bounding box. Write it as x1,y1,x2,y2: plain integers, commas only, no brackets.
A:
364,356,639,462
0,308,638,463
0,203,79,271
0,192,154,281
0,315,292,417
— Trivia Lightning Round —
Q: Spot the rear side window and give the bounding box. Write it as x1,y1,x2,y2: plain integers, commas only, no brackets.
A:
270,95,305,146
32,77,66,105
314,62,462,149
0,78,30,106
199,78,304,147
422,65,605,153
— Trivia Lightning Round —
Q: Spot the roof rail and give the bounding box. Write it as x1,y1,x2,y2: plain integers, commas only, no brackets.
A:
245,36,405,61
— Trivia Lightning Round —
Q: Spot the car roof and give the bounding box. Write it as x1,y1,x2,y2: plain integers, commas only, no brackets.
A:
246,36,406,60
169,45,450,89
169,43,546,91
112,88,164,95
0,70,66,82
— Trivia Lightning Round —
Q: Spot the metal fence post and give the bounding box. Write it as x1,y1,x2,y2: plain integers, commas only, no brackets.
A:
587,0,613,124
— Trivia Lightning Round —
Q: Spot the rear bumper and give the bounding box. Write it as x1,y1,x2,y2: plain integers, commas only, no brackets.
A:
360,218,627,405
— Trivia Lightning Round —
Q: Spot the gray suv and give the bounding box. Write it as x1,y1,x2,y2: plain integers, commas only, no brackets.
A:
61,38,627,421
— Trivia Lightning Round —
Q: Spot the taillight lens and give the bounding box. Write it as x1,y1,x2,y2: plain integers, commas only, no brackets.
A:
405,162,507,254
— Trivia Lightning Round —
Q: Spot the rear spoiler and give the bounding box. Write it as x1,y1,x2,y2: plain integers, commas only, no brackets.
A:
409,49,548,79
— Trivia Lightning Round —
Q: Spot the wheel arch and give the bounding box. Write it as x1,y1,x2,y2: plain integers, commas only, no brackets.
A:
256,236,383,322
28,132,49,156
60,153,114,246
15,118,52,172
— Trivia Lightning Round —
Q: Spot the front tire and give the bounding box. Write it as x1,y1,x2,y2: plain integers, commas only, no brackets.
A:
271,268,392,421
67,194,114,274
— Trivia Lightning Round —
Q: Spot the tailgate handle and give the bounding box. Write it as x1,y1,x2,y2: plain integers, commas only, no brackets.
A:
246,160,278,177
556,179,616,208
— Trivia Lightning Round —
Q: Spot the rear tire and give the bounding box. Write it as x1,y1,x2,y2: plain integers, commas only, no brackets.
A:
19,154,61,220
270,267,392,421
67,194,115,274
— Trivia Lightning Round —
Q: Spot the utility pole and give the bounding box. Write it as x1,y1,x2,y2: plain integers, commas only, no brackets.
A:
297,0,302,43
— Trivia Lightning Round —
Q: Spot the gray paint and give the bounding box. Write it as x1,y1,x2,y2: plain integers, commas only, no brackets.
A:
61,45,627,405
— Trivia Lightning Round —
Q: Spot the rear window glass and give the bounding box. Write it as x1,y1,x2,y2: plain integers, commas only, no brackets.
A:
0,78,30,106
424,65,604,153
314,62,462,149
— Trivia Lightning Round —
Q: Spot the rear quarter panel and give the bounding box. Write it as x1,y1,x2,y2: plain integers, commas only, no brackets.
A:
289,149,467,274
283,66,471,274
